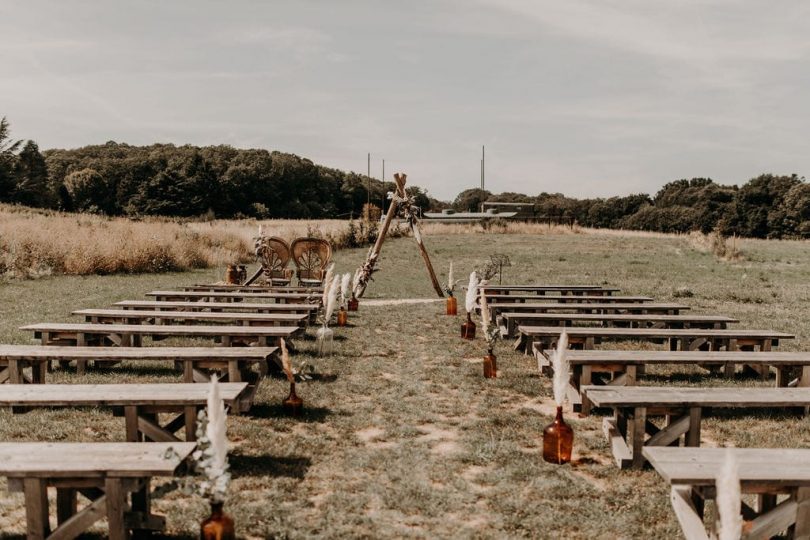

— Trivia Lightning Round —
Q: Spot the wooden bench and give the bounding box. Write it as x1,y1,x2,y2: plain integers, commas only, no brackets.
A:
73,308,308,328
186,283,322,293
537,348,810,415
518,325,793,354
21,322,303,348
500,312,737,337
0,441,195,540
0,382,250,434
486,302,689,323
644,447,810,539
479,285,619,296
0,345,278,381
115,299,319,323
482,294,651,304
146,290,319,304
585,386,810,469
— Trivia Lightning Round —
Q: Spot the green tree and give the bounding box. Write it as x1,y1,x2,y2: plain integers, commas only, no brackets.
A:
452,188,491,212
13,140,51,207
0,117,22,201
64,168,108,213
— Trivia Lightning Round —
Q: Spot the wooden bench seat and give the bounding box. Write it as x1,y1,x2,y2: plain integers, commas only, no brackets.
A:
584,386,810,469
115,299,319,323
479,284,619,296
537,347,810,415
500,312,737,337
146,290,319,304
186,283,323,293
486,303,689,323
482,294,651,304
73,308,308,327
518,325,793,354
644,447,810,539
0,345,278,381
0,382,249,433
0,441,195,540
21,322,303,348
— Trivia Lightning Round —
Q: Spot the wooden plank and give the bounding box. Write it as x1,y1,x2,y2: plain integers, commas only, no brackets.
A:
115,300,318,313
146,290,318,301
646,414,690,447
489,302,690,313
483,294,651,303
105,478,127,540
24,477,49,539
584,386,810,408
0,442,195,477
670,486,710,540
542,350,810,366
48,494,106,540
0,345,277,361
520,325,794,341
743,498,797,540
20,323,303,338
73,309,307,326
603,417,633,469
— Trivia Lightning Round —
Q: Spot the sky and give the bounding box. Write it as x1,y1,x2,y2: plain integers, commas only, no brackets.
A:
1,0,809,201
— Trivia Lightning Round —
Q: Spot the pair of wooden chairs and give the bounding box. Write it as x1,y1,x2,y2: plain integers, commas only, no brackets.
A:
254,236,332,286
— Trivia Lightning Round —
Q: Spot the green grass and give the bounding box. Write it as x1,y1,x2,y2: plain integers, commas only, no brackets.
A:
0,231,809,538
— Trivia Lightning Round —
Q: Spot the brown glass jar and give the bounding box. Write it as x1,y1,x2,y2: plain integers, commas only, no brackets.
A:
282,382,303,415
483,351,497,378
543,406,574,464
337,307,348,327
225,265,239,284
461,313,476,340
200,502,235,540
348,295,359,311
446,296,458,315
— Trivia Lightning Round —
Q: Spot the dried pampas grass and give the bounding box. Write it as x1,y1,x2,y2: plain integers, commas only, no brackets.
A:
279,338,294,383
206,375,229,480
340,272,351,307
465,271,479,314
321,263,335,306
552,330,569,407
716,449,742,540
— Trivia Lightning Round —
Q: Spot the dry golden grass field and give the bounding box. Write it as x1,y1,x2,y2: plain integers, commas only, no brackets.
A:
0,217,808,538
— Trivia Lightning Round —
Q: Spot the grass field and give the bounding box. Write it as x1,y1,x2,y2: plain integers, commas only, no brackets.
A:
0,231,809,538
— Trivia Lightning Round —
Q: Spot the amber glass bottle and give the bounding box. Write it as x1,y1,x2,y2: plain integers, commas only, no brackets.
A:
348,295,359,311
446,295,458,315
200,502,235,540
282,382,303,415
225,265,239,284
461,313,476,339
337,307,348,326
483,351,497,378
543,406,574,464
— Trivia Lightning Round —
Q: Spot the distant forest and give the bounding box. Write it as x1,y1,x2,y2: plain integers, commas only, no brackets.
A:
1,116,808,238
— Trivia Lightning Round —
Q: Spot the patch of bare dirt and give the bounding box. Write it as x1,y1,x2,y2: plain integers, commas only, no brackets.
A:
363,298,444,306
415,424,461,455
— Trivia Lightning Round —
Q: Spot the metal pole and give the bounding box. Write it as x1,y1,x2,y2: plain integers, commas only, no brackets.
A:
481,145,485,190
367,153,371,210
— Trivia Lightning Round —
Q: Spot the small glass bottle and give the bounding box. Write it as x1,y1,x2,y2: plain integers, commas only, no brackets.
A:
225,265,239,284
337,307,348,326
543,406,574,464
483,350,497,378
461,313,476,339
282,382,303,415
200,501,235,540
348,294,359,311
446,295,458,315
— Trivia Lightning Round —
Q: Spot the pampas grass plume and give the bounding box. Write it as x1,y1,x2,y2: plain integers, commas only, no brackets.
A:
340,272,351,306
322,263,335,305
465,271,479,314
480,293,490,334
716,449,742,540
448,261,454,291
552,330,569,406
324,275,340,322
279,338,294,383
206,375,229,476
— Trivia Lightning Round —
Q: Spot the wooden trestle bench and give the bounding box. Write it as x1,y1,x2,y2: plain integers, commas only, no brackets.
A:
0,442,195,540
481,294,651,304
185,283,323,293
478,284,619,296
643,447,810,539
146,290,319,303
536,348,810,414
518,325,793,354
499,312,738,337
0,382,250,434
485,302,690,323
0,345,278,381
115,299,319,323
73,308,308,327
584,386,810,469
21,322,303,348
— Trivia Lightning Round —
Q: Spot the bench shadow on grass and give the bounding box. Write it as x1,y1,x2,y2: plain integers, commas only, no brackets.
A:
1,534,196,540
247,403,336,423
229,453,312,479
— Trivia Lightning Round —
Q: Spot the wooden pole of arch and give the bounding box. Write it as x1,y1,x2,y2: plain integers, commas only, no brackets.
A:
354,173,445,298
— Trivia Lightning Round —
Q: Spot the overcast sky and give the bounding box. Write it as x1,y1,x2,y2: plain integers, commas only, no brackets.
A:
2,1,809,201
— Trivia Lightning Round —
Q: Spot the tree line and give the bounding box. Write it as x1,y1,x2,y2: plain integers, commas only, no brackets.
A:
1,116,808,238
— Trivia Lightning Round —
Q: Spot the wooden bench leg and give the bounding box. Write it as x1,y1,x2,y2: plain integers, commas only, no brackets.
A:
56,488,78,525
579,365,591,415
24,478,50,539
792,487,810,539
686,407,701,447
105,478,127,540
629,406,647,470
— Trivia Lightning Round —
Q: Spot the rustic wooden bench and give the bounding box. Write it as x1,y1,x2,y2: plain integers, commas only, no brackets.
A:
146,290,319,304
0,441,195,540
482,294,651,304
115,299,319,323
74,308,308,328
21,322,303,348
0,382,249,434
486,302,689,323
186,283,323,293
478,285,619,296
537,348,810,415
585,386,810,469
644,447,810,539
500,312,737,337
0,345,278,381
518,325,793,354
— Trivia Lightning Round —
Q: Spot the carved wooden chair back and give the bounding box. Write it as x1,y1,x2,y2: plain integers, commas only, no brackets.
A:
291,237,332,285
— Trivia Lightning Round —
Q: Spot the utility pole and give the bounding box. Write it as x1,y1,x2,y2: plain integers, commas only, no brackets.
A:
481,145,485,190
367,153,371,209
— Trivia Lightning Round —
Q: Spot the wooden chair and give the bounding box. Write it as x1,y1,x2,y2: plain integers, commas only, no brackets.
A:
255,236,294,286
291,237,332,286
